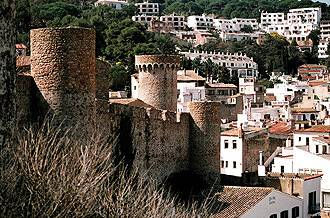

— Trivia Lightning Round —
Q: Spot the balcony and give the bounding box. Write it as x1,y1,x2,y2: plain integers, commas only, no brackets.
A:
308,203,320,214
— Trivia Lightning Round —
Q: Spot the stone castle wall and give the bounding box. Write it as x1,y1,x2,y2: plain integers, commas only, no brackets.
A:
30,28,96,129
20,27,224,183
97,102,190,181
96,59,111,100
135,55,180,112
188,101,221,181
17,74,49,126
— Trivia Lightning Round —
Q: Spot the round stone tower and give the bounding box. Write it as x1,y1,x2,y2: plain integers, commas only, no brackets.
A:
188,101,221,181
30,27,96,128
135,55,180,112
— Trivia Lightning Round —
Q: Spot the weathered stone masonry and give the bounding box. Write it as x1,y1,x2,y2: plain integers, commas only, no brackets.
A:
135,55,180,112
20,27,222,183
30,28,96,129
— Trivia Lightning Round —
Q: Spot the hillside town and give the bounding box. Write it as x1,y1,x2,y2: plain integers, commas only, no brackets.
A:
4,0,330,217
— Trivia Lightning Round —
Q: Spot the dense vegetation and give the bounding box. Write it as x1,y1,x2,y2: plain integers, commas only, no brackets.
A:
16,0,329,89
0,121,218,217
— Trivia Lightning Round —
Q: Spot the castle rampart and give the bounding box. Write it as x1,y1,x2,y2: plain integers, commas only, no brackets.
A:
188,101,221,181
30,27,96,128
97,102,190,181
20,27,225,184
135,55,180,112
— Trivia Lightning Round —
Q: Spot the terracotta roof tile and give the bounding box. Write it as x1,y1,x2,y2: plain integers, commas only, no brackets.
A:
265,95,276,103
221,128,239,136
109,98,153,108
299,64,327,69
269,122,293,135
308,80,328,87
313,136,330,144
15,43,27,49
296,125,330,133
215,186,273,218
267,172,322,181
16,56,30,67
291,108,318,113
205,83,237,88
177,70,205,82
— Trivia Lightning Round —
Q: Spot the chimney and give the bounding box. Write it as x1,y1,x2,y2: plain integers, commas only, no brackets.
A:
238,123,244,138
259,151,264,165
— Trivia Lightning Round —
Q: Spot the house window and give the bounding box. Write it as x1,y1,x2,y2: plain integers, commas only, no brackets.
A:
224,140,229,149
306,137,310,146
233,161,236,168
323,192,330,208
233,140,237,149
270,214,277,218
221,160,224,168
281,166,285,173
280,210,288,218
292,206,299,218
225,161,228,168
134,86,136,90
299,137,302,141
316,145,319,154
308,191,317,214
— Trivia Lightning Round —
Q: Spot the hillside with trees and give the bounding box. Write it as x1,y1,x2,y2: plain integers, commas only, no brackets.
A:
16,0,330,89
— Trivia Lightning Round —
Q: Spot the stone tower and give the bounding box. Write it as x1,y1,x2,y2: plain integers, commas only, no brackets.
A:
188,101,221,181
30,27,96,128
135,55,180,112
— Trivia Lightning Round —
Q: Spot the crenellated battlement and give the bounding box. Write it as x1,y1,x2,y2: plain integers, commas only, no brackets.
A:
135,55,180,73
21,27,222,183
135,55,179,112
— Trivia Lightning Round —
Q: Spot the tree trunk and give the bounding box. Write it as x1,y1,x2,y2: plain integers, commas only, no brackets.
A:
0,0,16,148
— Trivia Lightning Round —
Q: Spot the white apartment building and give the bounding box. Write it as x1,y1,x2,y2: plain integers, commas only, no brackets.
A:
219,31,266,43
159,15,186,30
135,1,159,15
220,127,267,177
94,0,128,9
187,15,214,31
132,15,157,25
180,50,258,78
270,145,330,212
318,20,330,59
214,17,258,32
177,70,206,112
266,81,308,105
261,7,321,44
260,12,286,29
288,7,321,25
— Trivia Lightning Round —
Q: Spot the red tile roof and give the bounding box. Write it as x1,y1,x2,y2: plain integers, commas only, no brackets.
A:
308,80,328,87
267,173,322,181
313,136,330,144
269,122,293,136
221,128,239,136
16,56,30,67
15,43,27,49
296,125,330,133
177,70,205,82
206,83,237,89
291,108,318,113
215,186,273,218
299,64,327,69
109,98,153,108
264,95,276,103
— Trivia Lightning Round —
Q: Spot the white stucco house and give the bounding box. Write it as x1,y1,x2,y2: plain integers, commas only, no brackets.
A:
216,186,303,218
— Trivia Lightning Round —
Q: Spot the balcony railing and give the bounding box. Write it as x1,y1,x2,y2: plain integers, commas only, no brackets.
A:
308,203,320,214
